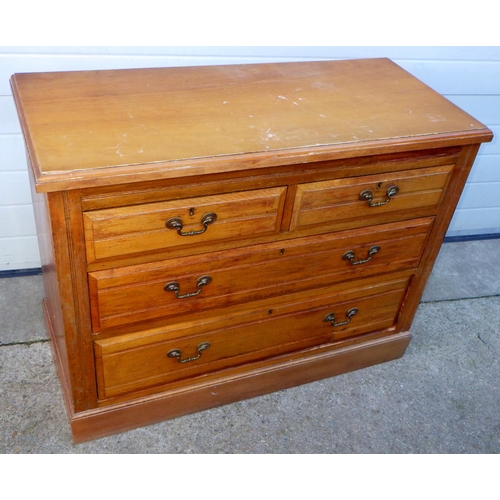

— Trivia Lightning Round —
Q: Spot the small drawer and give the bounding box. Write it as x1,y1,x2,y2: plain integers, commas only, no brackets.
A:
94,274,410,399
88,218,431,332
290,164,453,232
83,186,287,263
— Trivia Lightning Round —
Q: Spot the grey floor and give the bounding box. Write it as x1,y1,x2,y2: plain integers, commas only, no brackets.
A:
1,239,499,453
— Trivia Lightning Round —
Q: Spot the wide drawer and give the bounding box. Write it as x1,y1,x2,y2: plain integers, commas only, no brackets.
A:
94,274,410,399
88,218,432,332
83,186,287,263
290,164,453,232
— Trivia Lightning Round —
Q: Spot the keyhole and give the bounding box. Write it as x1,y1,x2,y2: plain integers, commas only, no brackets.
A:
280,249,285,255
189,207,195,216
376,182,382,190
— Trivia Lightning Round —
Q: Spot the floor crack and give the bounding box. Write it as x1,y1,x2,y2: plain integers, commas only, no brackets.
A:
0,339,50,347
477,334,488,346
421,293,500,305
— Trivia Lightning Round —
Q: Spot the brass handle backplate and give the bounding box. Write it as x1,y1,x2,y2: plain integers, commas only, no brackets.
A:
359,185,399,207
342,245,381,265
164,275,212,299
324,308,358,327
167,342,210,363
165,212,217,236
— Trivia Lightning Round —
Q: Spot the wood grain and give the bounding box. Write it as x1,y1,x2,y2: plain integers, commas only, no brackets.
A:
88,219,430,332
13,59,493,442
94,276,409,399
74,331,413,442
291,164,454,230
11,59,492,192
83,186,286,263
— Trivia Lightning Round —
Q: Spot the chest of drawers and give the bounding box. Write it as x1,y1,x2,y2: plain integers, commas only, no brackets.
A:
11,58,492,442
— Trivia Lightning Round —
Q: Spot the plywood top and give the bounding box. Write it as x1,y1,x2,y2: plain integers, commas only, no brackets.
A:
11,58,492,191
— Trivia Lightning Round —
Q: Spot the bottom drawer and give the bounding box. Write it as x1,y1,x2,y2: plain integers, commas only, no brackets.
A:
94,274,411,400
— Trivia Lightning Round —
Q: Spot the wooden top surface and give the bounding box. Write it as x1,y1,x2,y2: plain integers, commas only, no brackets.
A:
11,58,492,192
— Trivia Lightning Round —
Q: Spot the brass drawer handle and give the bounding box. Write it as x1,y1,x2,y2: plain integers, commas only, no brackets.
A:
342,245,380,265
165,212,217,236
164,275,212,299
324,307,358,327
359,185,399,207
167,342,211,363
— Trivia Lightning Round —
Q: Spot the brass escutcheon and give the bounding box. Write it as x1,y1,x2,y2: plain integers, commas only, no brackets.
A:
164,275,212,299
359,184,399,207
342,245,381,265
165,212,217,236
324,308,358,327
167,342,211,363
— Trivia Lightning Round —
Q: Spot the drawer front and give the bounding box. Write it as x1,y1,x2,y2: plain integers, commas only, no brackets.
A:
88,218,432,332
94,275,410,399
83,186,287,263
290,164,453,232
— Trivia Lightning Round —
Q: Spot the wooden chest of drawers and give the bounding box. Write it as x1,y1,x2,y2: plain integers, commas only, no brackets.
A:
11,58,492,442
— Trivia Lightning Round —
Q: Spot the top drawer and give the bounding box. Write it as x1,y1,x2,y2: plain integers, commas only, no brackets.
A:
290,164,454,232
83,187,287,263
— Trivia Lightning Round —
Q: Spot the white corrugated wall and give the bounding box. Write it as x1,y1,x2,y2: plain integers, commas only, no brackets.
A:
1,46,498,271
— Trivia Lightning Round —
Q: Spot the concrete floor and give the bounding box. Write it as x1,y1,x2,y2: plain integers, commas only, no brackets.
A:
1,239,499,453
